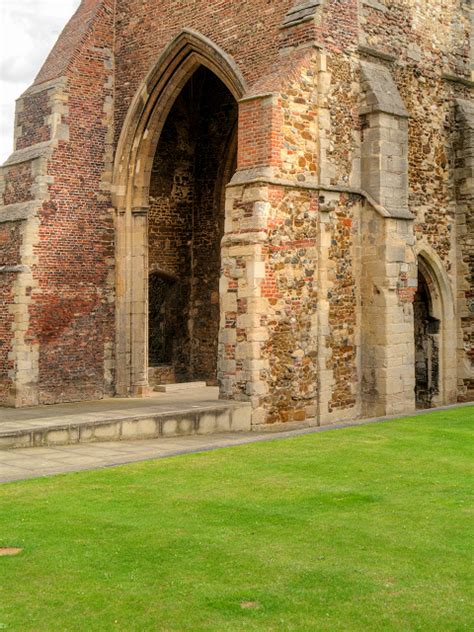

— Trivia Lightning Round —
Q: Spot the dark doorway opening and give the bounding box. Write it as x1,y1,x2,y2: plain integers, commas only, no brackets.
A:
148,271,177,367
148,66,238,385
414,270,440,408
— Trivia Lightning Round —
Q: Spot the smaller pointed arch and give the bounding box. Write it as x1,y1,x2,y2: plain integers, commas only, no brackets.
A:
416,246,454,322
113,29,247,210
414,245,457,407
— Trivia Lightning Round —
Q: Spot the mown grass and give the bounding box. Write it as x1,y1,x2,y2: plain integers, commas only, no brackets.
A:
0,407,473,631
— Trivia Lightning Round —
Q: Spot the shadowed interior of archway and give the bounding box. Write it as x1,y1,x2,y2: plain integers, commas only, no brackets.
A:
148,66,238,384
414,268,441,409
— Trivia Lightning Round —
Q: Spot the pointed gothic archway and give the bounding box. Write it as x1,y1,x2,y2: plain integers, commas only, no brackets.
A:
112,29,247,396
414,249,457,408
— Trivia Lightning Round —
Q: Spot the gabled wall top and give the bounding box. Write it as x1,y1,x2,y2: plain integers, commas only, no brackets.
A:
33,0,107,86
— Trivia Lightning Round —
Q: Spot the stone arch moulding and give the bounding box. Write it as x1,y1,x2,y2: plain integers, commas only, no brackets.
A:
112,29,247,397
415,244,457,407
113,28,248,211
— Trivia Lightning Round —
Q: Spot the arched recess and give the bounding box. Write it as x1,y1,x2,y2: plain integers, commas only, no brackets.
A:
112,29,247,396
414,247,457,408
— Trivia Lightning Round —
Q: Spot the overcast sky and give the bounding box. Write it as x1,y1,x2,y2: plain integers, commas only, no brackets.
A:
0,0,80,163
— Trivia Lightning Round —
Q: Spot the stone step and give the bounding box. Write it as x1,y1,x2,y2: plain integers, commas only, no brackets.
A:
0,401,251,450
148,365,176,386
154,382,207,393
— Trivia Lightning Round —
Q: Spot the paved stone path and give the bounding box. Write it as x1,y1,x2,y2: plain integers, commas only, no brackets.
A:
0,402,472,484
0,433,268,483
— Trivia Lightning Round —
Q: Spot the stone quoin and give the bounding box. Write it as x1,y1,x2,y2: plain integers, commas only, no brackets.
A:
0,0,472,427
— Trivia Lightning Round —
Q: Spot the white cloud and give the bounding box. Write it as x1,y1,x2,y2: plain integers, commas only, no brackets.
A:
0,0,80,163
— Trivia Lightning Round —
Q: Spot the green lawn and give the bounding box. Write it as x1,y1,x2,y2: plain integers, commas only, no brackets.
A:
0,408,473,631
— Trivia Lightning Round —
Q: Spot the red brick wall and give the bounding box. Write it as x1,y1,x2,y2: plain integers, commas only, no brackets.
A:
114,0,293,143
238,98,283,171
34,0,104,86
318,0,359,53
29,0,115,403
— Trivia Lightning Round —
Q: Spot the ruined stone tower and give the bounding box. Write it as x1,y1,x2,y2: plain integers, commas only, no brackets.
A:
0,0,472,427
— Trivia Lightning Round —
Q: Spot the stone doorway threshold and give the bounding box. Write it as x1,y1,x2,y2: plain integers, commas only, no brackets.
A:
0,387,251,450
